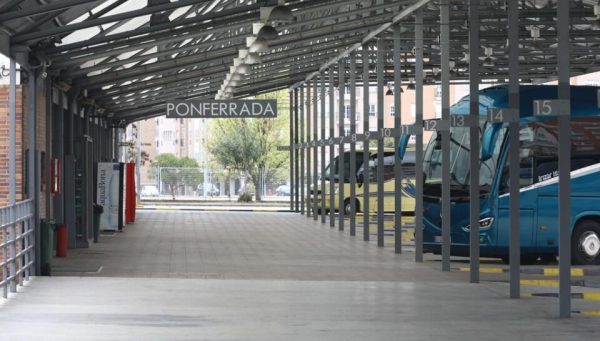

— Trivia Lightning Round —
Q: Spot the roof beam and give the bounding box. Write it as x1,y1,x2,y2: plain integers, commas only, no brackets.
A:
11,0,214,44
0,0,99,22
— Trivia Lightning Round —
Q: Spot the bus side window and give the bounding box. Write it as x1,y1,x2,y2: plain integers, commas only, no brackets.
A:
499,155,535,195
499,125,535,195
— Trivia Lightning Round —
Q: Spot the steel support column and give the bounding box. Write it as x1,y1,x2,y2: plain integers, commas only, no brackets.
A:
300,86,305,215
294,88,300,213
393,24,403,254
362,47,371,241
376,38,385,248
27,65,39,276
557,0,571,318
64,96,76,249
508,0,521,299
338,60,345,231
440,0,451,271
8,57,17,292
313,80,319,221
289,91,294,211
320,74,327,224
329,67,335,228
304,85,311,217
349,52,357,236
414,9,424,263
469,0,481,283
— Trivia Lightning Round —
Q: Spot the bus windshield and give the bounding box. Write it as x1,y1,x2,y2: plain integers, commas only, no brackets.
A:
423,124,504,201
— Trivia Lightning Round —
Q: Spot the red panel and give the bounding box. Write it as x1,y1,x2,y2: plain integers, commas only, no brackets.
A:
56,224,67,257
125,163,136,224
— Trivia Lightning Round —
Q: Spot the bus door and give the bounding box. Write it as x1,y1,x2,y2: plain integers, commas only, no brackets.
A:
496,125,536,249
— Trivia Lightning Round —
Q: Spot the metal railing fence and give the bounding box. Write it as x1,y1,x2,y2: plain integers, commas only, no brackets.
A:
0,199,35,298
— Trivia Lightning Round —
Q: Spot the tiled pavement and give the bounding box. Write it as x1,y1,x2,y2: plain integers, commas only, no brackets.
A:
1,210,599,340
52,210,453,282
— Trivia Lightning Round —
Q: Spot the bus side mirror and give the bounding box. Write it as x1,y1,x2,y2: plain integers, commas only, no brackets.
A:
397,134,411,160
481,123,502,161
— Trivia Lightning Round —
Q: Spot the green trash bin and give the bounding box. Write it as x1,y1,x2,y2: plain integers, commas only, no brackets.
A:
40,219,56,276
93,204,103,243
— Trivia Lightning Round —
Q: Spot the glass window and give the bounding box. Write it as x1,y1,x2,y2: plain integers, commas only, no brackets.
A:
365,152,395,182
369,104,376,116
423,123,504,200
499,117,600,194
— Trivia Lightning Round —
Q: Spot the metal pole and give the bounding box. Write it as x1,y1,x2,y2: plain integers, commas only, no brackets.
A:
362,47,371,241
320,73,327,224
441,0,451,271
289,91,294,211
469,0,481,283
508,0,521,299
294,88,300,212
376,38,384,248
338,60,345,231
28,65,40,276
8,57,17,292
329,67,335,228
414,9,424,262
300,85,305,215
393,24,403,254
349,52,357,236
136,122,142,202
557,0,571,318
306,84,312,217
313,80,319,221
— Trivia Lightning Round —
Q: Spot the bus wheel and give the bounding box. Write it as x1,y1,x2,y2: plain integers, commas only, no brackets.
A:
344,199,359,215
572,220,600,265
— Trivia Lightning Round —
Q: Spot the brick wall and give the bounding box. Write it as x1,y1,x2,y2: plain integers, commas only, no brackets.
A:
0,85,24,207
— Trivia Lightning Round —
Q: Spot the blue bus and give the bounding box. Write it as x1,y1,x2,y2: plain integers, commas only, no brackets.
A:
405,85,600,265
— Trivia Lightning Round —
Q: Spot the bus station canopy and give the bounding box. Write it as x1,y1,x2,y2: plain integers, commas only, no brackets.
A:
1,0,599,124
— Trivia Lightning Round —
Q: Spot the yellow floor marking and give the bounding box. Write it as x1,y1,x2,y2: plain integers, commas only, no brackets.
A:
583,293,600,301
520,279,559,287
578,310,600,316
459,267,504,274
543,268,584,277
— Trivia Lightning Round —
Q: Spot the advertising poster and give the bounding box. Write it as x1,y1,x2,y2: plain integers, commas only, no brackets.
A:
97,163,120,231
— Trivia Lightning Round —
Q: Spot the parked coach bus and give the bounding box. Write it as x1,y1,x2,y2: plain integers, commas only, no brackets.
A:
399,85,600,265
308,148,416,215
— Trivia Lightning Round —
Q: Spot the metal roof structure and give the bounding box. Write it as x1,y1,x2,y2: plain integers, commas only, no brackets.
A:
1,0,599,125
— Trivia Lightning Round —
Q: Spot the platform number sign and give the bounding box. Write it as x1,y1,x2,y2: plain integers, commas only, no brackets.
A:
533,100,570,117
487,108,518,123
424,119,449,131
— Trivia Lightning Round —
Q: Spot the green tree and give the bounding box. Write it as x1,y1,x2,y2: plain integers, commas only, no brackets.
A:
207,90,289,201
151,153,203,200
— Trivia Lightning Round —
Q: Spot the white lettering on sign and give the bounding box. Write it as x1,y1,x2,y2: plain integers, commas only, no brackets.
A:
538,170,559,183
166,100,278,118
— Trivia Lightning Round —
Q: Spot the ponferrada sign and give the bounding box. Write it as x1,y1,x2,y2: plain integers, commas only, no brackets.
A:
166,100,277,118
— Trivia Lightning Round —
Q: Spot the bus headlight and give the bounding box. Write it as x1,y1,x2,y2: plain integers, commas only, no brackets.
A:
462,217,494,232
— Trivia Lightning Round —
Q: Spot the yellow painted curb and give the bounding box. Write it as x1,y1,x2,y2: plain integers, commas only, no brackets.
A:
583,293,600,301
578,310,600,316
459,267,504,274
543,268,584,277
520,279,559,287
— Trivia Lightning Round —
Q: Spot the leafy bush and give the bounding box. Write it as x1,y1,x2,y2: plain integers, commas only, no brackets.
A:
238,192,253,202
